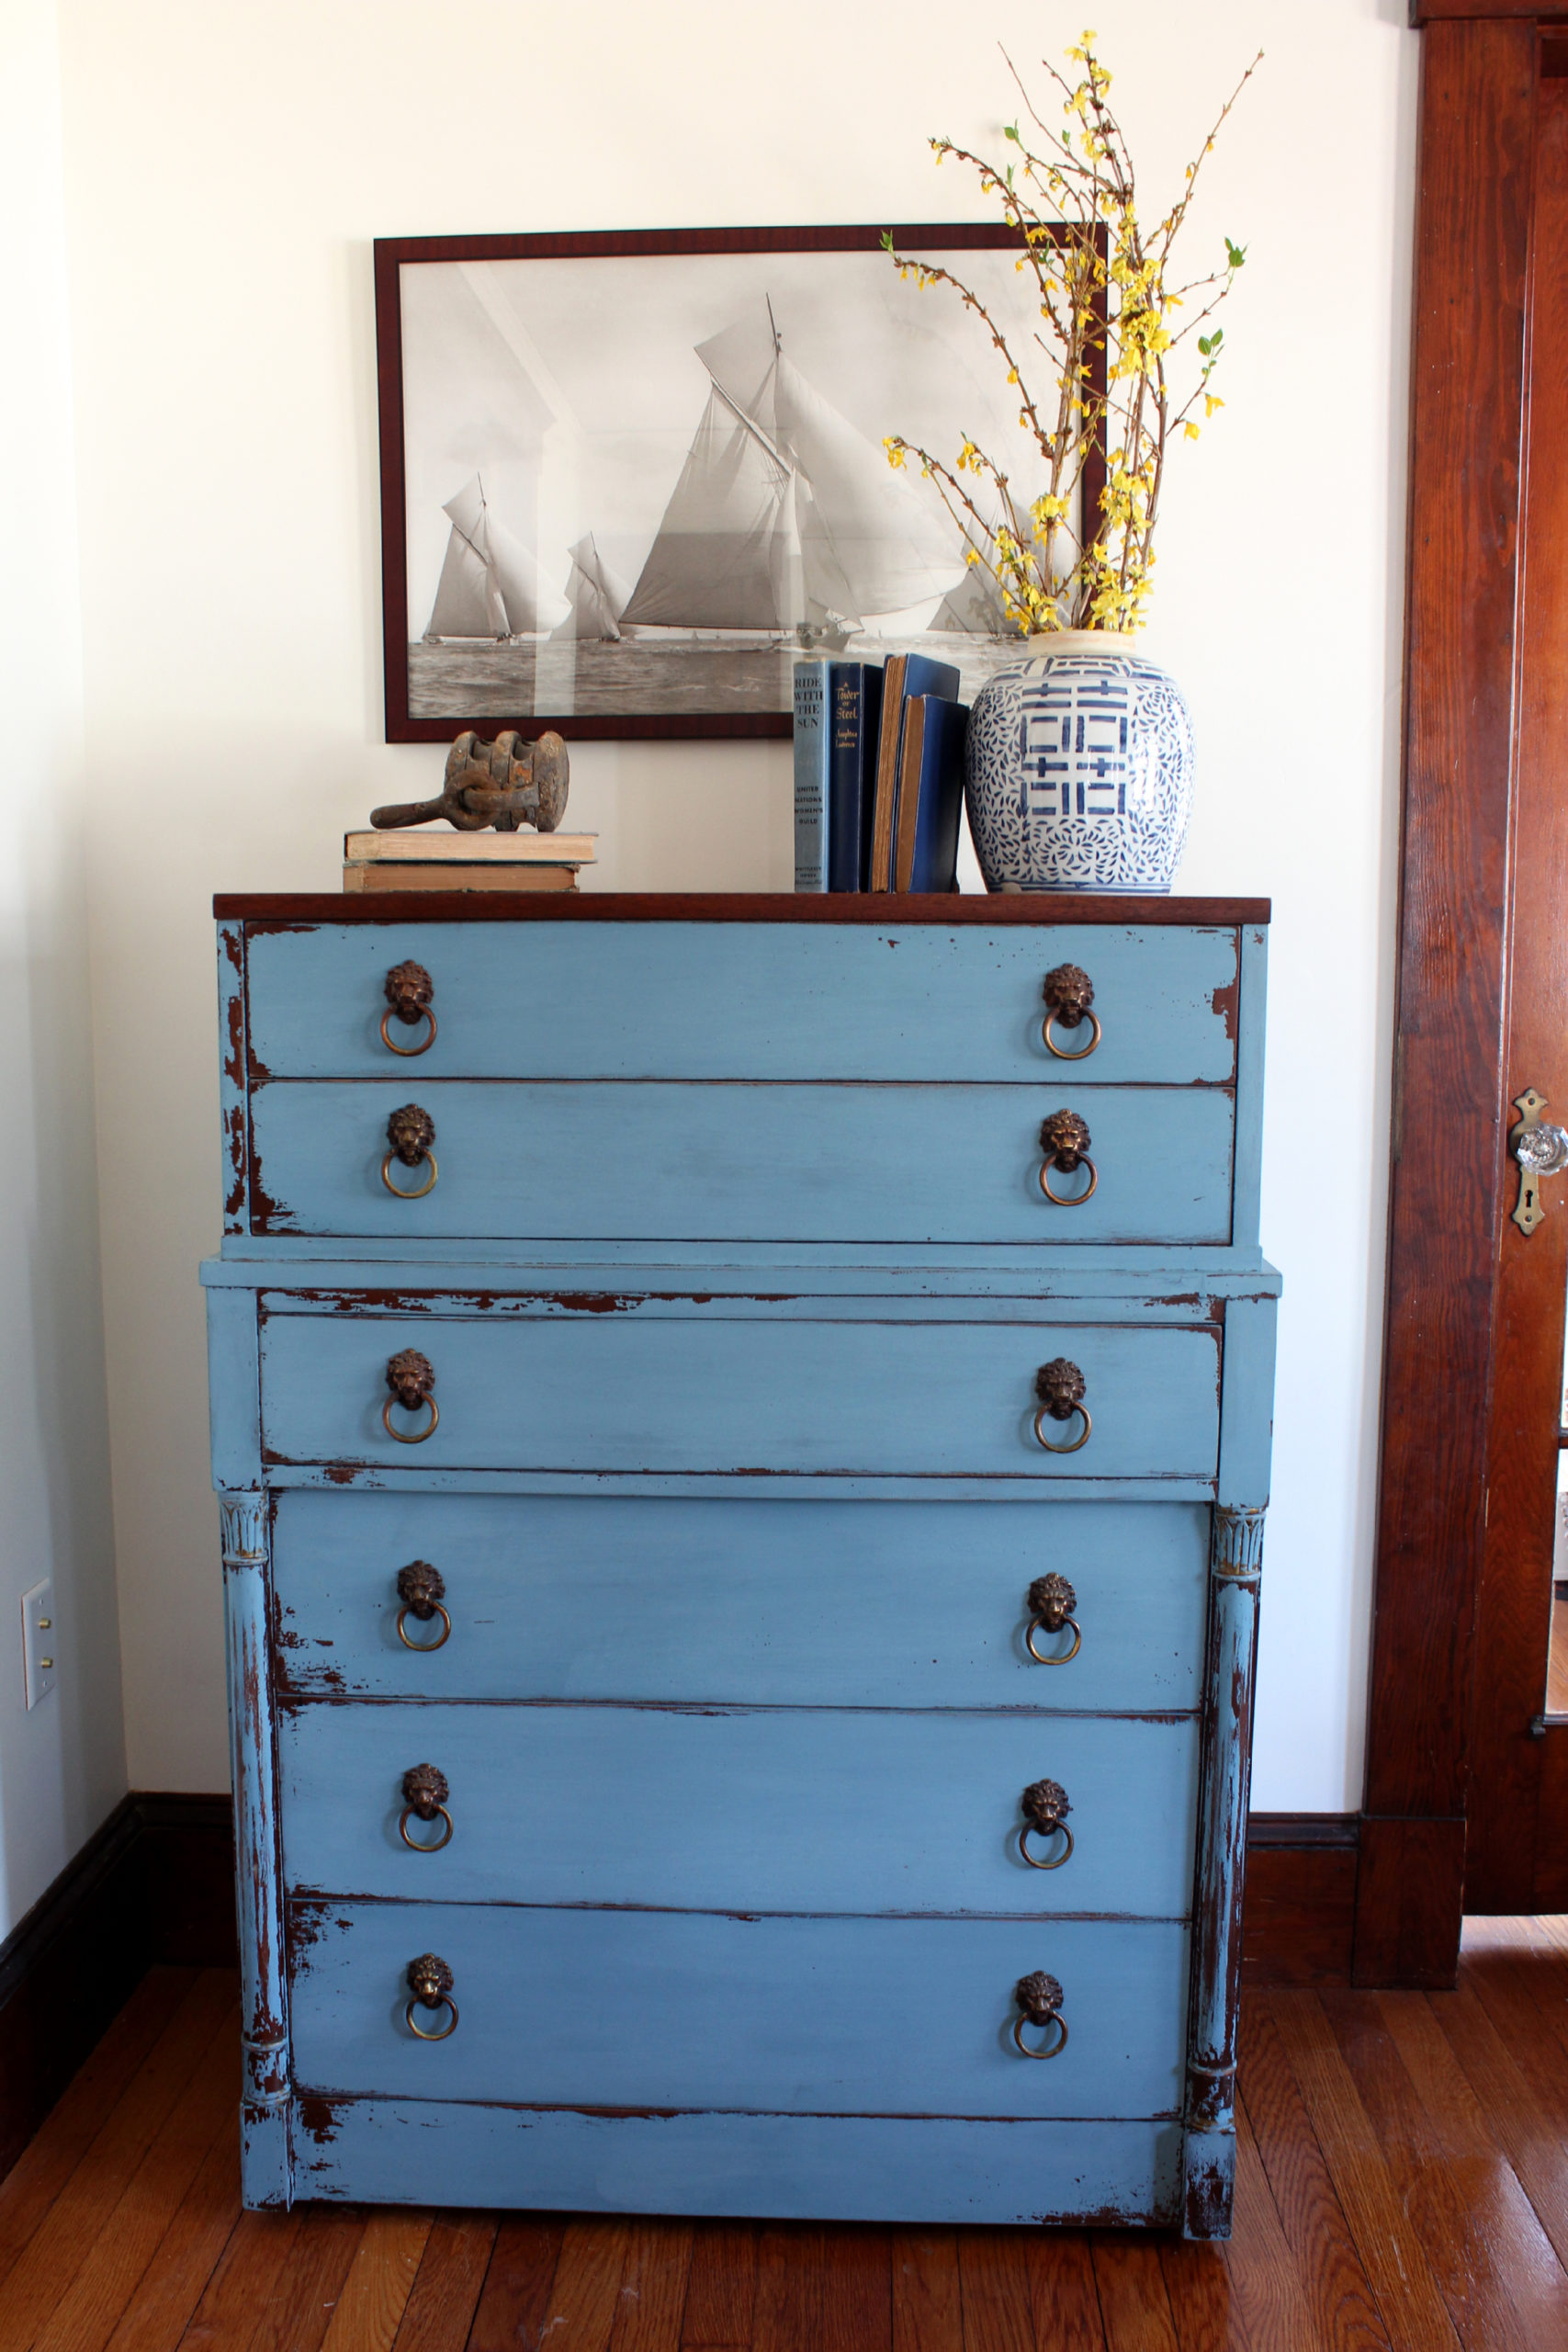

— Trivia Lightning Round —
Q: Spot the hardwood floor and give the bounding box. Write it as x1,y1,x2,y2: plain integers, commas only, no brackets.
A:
7,1919,1568,2349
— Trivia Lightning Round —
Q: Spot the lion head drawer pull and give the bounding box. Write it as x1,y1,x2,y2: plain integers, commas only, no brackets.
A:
381,961,436,1057
400,1762,454,1852
396,1560,451,1651
1012,1971,1068,2060
1033,1360,1090,1453
1038,1110,1098,1206
384,1349,439,1443
383,1104,438,1200
1042,964,1100,1060
1018,1778,1074,1870
405,1953,458,2041
1025,1573,1081,1664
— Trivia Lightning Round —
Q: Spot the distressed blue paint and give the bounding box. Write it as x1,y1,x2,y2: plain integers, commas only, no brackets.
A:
288,1904,1189,2119
272,1491,1211,1713
279,1704,1201,1917
257,1313,1222,1480
244,922,1240,1085
218,921,249,1236
292,2100,1183,2226
209,904,1279,2230
220,1492,292,2209
248,1080,1235,1247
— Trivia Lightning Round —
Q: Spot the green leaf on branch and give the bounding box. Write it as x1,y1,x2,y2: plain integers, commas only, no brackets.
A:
880,230,895,253
1004,120,1021,141
1224,237,1247,268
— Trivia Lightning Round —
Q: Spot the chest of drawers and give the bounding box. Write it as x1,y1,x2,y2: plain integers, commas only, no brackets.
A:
203,891,1278,2236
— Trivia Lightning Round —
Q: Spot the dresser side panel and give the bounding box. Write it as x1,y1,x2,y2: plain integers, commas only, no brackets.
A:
1230,924,1269,1248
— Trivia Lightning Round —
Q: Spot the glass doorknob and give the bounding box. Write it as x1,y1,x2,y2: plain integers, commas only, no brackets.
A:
1511,1090,1568,1235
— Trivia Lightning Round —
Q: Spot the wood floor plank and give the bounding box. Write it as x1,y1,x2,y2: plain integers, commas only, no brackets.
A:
0,1971,237,2352
611,2222,696,2352
1156,2240,1248,2352
1368,1988,1568,2349
1240,1999,1390,2351
176,2210,300,2350
320,2211,432,2351
1433,1969,1568,2271
958,2228,1035,2352
390,2216,496,2352
100,2106,242,2352
891,2228,963,2352
0,1968,198,2289
682,2222,758,2347
467,2216,563,2351
1268,1993,1459,2352
753,2223,825,2352
1324,1986,1551,2352
1224,2096,1332,2352
243,2210,369,2352
1090,2241,1179,2352
1461,1934,1568,2106
1024,2235,1104,2351
27,2000,240,2352
820,2225,891,2352
535,2218,633,2352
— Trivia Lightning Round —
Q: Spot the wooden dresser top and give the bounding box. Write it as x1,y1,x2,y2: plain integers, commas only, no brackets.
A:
214,891,1270,926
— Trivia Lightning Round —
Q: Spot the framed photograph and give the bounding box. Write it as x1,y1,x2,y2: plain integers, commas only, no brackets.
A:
374,225,1104,742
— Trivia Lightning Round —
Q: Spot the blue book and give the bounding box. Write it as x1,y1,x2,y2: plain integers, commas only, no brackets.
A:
828,662,885,892
869,652,962,888
893,695,970,892
792,661,830,891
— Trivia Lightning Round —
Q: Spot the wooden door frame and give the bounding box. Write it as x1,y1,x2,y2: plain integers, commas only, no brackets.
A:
1358,1,1568,1986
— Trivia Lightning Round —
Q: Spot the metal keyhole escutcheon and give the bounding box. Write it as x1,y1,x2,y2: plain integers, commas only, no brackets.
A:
1510,1089,1568,1235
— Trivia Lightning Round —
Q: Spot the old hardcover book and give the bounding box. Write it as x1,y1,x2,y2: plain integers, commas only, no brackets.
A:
343,863,579,893
344,829,596,864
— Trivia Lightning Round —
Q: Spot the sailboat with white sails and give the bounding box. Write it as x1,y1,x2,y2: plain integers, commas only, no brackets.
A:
422,474,568,640
620,303,965,641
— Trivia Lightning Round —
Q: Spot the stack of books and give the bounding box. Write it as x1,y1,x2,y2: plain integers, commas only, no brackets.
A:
792,654,969,893
343,830,597,894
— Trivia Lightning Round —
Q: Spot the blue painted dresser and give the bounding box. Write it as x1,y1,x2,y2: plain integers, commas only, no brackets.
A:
203,891,1279,2236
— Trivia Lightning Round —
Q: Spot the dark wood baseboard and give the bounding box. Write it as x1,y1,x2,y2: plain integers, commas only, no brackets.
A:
0,1797,1359,2175
1242,1813,1361,1987
0,1792,236,2180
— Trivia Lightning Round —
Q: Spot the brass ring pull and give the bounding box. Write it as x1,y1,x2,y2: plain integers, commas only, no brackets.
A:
1042,1008,1101,1060
380,1005,436,1057
383,1396,439,1443
1026,1614,1081,1665
1033,1361,1089,1454
406,1951,457,2040
399,1804,454,1852
1019,1820,1075,1869
1038,1156,1098,1206
382,1150,438,1199
397,1600,452,1651
406,1993,458,2040
1012,1971,1067,2061
1033,1403,1090,1453
1019,1779,1073,1871
1013,2011,1068,2060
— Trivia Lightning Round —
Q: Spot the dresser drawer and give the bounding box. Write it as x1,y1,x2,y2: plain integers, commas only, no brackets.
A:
288,1903,1187,2119
258,1310,1221,1480
247,1080,1234,1246
279,1704,1199,1917
272,1492,1211,1711
243,921,1239,1085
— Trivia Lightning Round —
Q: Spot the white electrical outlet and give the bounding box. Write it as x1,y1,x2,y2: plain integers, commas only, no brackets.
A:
22,1579,57,1709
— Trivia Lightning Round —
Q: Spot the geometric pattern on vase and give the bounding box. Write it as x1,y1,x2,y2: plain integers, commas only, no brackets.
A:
965,643,1195,894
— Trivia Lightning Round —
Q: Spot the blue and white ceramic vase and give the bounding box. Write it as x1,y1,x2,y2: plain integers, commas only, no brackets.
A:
964,629,1194,892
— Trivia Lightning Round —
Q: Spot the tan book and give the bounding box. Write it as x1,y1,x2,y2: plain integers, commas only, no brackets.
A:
344,828,596,864
892,695,928,894
866,653,908,890
344,863,579,894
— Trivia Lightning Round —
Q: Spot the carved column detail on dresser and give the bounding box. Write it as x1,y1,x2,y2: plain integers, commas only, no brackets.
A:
1182,1500,1266,2237
220,1490,292,2207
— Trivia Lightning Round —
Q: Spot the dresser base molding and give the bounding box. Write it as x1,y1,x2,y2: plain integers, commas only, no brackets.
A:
288,2097,1183,2225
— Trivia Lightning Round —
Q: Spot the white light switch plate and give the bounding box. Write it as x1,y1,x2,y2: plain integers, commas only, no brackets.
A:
22,1579,56,1709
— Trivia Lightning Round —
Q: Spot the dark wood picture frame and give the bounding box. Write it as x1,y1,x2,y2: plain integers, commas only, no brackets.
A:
373,224,1107,745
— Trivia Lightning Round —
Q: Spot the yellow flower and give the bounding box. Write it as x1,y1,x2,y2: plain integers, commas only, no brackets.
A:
1184,421,1201,440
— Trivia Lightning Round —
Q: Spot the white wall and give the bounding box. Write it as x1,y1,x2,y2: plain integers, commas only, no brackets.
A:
0,0,126,1937
53,0,1416,1810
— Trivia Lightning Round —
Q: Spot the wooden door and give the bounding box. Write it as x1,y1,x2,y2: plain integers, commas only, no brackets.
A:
1466,69,1568,1910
